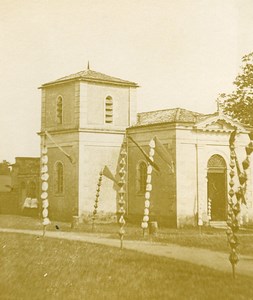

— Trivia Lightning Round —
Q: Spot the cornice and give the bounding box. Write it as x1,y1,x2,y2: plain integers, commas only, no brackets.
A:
37,128,125,136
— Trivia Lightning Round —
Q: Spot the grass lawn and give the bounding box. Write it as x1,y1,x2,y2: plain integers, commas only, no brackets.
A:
0,215,253,256
0,232,253,300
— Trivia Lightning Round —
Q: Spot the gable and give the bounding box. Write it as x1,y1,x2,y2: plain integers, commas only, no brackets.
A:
194,114,247,133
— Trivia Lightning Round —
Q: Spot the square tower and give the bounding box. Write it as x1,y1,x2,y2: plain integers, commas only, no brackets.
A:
39,66,138,221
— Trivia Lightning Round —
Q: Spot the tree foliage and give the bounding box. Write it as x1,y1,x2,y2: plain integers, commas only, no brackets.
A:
219,52,253,126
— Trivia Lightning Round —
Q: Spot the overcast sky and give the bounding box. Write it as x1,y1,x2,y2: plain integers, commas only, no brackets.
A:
1,0,253,163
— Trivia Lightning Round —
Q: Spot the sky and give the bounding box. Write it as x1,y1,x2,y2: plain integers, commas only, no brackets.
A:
0,0,253,163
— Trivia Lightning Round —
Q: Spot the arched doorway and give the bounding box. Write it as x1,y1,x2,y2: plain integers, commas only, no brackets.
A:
207,155,227,221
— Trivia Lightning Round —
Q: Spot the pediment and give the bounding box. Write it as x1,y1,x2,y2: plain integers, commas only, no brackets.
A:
194,114,247,133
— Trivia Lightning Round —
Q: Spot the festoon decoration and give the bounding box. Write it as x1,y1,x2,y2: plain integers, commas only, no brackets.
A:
207,198,212,221
227,130,253,278
117,136,127,249
92,169,103,230
41,139,50,236
141,138,156,233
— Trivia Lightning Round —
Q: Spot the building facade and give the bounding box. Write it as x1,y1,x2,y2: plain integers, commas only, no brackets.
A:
39,67,253,227
127,108,253,227
39,67,138,221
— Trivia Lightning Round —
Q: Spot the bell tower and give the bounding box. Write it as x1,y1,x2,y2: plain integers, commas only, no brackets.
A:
39,66,138,221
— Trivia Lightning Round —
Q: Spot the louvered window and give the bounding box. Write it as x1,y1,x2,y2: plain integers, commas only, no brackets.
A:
56,96,63,124
105,96,113,123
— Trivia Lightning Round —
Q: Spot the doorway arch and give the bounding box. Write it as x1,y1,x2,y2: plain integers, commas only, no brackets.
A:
207,154,227,221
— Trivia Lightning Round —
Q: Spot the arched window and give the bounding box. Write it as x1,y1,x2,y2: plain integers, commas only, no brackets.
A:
27,181,36,198
56,96,63,124
207,154,226,171
105,96,113,124
20,182,26,190
137,161,147,193
20,182,26,200
55,162,64,194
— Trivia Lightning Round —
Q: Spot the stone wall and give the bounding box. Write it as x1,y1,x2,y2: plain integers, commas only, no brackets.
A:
127,124,177,227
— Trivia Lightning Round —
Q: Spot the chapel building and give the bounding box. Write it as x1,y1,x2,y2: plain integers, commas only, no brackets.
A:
39,67,253,227
127,108,253,227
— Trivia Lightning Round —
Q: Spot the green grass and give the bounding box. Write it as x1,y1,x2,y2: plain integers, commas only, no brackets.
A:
0,215,253,256
139,228,253,256
0,232,253,300
88,222,253,257
0,215,72,231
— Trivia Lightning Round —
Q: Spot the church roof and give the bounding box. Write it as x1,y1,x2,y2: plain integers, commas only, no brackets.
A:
41,68,138,87
135,108,213,126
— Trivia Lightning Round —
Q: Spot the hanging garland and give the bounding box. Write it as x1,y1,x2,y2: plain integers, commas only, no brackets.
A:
227,130,253,278
92,170,103,230
41,140,50,236
141,138,155,234
117,136,127,249
207,198,212,221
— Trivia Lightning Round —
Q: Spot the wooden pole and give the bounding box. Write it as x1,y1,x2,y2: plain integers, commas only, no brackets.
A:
92,170,103,231
117,136,127,249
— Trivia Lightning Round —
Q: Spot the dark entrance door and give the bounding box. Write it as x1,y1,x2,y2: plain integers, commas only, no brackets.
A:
207,154,227,221
207,172,227,221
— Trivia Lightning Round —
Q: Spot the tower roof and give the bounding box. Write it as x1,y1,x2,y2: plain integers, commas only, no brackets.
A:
41,68,138,88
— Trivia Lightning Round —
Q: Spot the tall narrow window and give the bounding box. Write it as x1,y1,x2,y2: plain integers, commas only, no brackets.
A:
55,162,63,193
27,181,36,198
56,96,63,124
137,161,147,193
105,96,113,123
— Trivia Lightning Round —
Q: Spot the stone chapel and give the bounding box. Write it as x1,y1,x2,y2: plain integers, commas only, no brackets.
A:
39,67,253,227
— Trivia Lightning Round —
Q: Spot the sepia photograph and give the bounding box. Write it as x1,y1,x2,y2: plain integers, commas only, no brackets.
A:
0,0,253,299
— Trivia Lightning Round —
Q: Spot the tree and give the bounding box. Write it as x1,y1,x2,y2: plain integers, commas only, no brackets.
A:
218,52,253,126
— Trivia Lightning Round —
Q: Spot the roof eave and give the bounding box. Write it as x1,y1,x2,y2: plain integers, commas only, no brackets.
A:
129,121,196,129
39,77,139,89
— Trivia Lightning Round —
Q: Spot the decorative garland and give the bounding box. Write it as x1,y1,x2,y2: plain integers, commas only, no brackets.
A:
207,198,212,222
117,136,127,249
141,138,156,234
227,130,253,278
92,170,103,230
41,141,50,236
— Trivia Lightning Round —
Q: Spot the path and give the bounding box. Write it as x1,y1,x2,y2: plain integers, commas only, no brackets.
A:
1,228,253,277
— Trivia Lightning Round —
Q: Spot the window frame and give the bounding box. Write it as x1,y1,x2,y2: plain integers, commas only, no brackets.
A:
27,181,37,198
136,160,147,194
104,95,113,124
56,96,63,125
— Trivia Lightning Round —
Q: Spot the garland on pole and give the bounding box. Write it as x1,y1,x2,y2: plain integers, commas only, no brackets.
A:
227,130,253,278
117,136,127,249
91,166,118,231
92,170,103,231
40,131,74,235
207,198,212,221
141,138,156,234
41,137,50,236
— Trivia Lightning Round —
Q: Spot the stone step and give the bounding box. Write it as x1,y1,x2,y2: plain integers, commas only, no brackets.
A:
209,221,227,229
